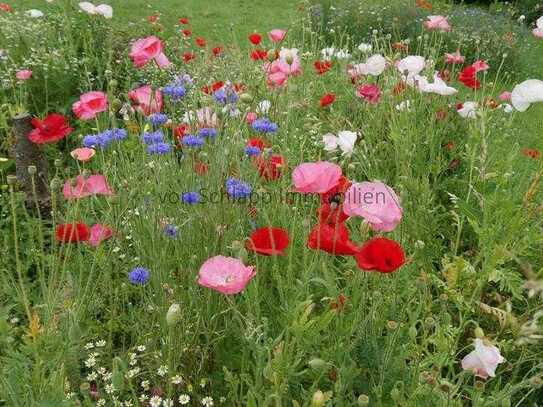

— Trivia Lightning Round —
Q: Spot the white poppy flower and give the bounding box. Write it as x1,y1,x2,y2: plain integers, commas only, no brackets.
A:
511,79,543,112
336,131,357,154
395,100,411,111
257,100,271,114
397,56,426,77
26,9,44,18
322,133,338,152
461,339,505,379
79,2,113,18
419,72,458,96
457,101,478,119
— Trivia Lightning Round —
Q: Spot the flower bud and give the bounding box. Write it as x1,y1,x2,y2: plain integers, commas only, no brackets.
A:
6,175,17,185
109,79,118,89
408,325,418,340
27,165,37,175
311,391,325,407
50,177,61,191
308,358,327,370
239,93,253,103
357,395,369,406
54,158,62,168
166,303,181,326
390,388,401,402
474,327,485,339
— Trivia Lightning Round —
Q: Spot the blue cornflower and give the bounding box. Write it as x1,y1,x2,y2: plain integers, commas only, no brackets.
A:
163,85,187,101
164,224,178,239
181,191,201,205
129,266,150,285
198,128,217,138
225,177,252,199
148,113,169,127
147,142,171,154
142,130,164,145
82,134,100,148
213,87,239,105
111,128,128,141
252,118,278,134
245,146,261,157
182,135,204,148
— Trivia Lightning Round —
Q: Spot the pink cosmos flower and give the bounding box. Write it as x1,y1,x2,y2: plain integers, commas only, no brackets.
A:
16,70,33,80
88,224,113,247
357,84,381,104
498,91,512,101
343,181,403,232
445,50,465,64
198,255,256,295
129,36,171,69
461,339,505,379
268,29,287,43
70,147,96,162
246,112,257,125
292,161,342,194
424,15,451,32
128,85,163,116
471,60,489,73
72,91,108,120
63,175,114,200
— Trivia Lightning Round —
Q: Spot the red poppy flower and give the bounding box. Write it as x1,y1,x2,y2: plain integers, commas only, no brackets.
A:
314,60,332,75
458,66,480,90
320,93,336,108
255,154,286,181
147,14,159,23
28,113,73,144
174,124,190,139
0,3,13,12
234,83,246,93
355,237,406,273
195,37,206,47
202,81,224,94
183,52,196,62
247,137,269,150
444,141,455,151
193,161,209,175
320,176,351,205
212,46,223,57
55,223,90,243
330,294,347,310
307,223,359,255
318,202,349,226
179,17,189,24
250,49,268,61
248,33,262,45
182,29,192,37
522,148,541,160
246,227,289,256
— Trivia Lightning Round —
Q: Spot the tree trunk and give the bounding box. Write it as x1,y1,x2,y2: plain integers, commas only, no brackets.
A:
12,113,51,216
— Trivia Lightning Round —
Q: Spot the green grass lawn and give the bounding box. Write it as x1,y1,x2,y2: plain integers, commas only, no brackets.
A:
15,0,301,42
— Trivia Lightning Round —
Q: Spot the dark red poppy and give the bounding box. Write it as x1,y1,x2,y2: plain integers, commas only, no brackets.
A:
55,223,90,243
317,202,349,226
255,154,286,181
183,52,196,62
182,29,192,37
212,46,223,57
320,93,336,108
179,17,189,24
522,148,541,160
195,37,206,47
28,113,73,144
307,223,359,255
174,124,190,139
247,137,269,150
248,33,262,45
458,66,480,90
314,60,332,75
355,237,405,273
320,176,352,205
250,49,268,61
246,227,289,256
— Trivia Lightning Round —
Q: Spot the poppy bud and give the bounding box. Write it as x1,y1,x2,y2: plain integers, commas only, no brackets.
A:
311,391,326,407
54,158,63,168
239,93,252,103
474,327,485,339
390,388,401,402
308,358,327,370
111,98,122,111
357,395,369,406
387,320,398,330
424,317,435,328
474,380,485,391
237,247,248,263
408,325,418,340
529,376,542,388
50,177,61,191
109,79,118,89
439,380,453,393
6,175,17,185
166,303,181,326
27,165,37,175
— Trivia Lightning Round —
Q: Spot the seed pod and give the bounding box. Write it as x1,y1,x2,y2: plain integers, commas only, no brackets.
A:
166,303,181,326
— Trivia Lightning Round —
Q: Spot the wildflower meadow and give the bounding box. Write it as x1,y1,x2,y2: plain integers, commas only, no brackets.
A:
1,0,543,405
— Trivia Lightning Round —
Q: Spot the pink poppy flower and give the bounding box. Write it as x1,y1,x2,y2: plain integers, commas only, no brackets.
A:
356,84,381,104
472,60,489,73
292,161,342,194
423,15,451,32
499,91,512,101
129,36,171,69
246,112,257,125
72,91,108,121
343,181,403,232
198,255,256,295
461,339,505,379
16,70,33,80
444,50,464,64
70,147,96,162
63,174,114,200
128,85,163,116
268,29,287,43
88,224,113,247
